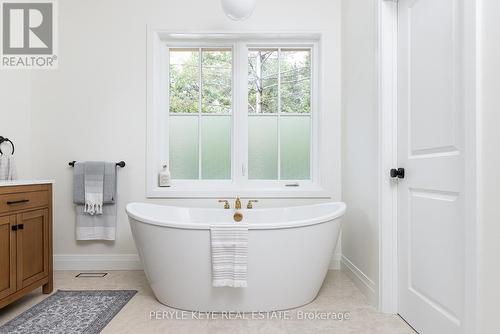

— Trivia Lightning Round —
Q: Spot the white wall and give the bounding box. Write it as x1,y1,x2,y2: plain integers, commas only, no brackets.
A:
24,0,341,269
0,72,32,178
340,0,378,304
477,1,500,333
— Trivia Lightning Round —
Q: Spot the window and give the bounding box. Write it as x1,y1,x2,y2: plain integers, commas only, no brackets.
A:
168,48,232,180
248,48,312,180
148,33,324,197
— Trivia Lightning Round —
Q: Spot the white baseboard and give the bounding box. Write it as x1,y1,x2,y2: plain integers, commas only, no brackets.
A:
54,252,341,272
54,254,143,271
329,252,342,270
341,255,376,305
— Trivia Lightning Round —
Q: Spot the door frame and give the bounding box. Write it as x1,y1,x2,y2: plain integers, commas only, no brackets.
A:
377,1,478,333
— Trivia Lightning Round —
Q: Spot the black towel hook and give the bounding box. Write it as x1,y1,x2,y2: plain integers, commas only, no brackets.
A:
0,136,14,155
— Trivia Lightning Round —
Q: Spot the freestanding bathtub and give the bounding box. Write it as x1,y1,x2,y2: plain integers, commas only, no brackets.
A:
126,201,346,312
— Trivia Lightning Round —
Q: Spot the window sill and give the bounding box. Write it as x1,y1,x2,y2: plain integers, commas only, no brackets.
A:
146,183,330,199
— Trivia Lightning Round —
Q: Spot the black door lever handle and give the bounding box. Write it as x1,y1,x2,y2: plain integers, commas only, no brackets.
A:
390,168,405,179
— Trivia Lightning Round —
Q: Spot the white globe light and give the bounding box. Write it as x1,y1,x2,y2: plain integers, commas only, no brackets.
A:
221,0,257,21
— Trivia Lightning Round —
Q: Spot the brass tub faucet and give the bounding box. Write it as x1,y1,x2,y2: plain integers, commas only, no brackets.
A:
247,200,259,209
218,200,230,209
235,197,242,210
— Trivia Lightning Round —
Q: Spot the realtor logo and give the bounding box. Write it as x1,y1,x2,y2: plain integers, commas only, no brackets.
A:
1,0,57,69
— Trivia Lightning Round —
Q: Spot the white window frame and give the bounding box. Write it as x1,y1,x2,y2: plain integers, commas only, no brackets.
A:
146,30,327,198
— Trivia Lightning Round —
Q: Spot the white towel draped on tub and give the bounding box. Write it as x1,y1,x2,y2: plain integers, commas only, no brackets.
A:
210,225,249,288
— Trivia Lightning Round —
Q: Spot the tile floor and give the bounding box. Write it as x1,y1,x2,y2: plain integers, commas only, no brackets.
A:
0,270,415,334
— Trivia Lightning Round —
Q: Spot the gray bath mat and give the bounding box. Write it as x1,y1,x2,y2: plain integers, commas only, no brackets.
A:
0,290,137,334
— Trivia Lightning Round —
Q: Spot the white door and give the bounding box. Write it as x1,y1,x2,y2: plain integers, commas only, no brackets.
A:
397,0,465,333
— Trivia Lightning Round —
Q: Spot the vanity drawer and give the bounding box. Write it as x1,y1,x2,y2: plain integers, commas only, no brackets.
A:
0,191,49,214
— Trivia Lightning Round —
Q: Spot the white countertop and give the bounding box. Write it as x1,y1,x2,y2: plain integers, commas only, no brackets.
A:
0,180,54,187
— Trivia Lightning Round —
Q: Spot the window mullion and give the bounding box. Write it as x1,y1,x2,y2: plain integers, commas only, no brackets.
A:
233,42,248,186
235,42,242,184
232,42,239,184
241,43,249,184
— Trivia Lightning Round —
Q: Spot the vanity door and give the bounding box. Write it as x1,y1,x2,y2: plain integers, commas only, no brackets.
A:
0,215,16,299
16,209,49,289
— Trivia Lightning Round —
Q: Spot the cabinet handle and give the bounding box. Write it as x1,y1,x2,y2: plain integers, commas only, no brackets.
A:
6,199,29,205
11,225,17,231
17,224,24,230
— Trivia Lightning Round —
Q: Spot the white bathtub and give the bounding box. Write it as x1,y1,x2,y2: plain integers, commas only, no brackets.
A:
126,201,346,312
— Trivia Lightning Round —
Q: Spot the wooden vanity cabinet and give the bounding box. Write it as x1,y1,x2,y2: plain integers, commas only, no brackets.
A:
0,184,53,309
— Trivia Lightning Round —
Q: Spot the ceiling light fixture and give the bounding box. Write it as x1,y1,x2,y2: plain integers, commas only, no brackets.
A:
221,0,257,21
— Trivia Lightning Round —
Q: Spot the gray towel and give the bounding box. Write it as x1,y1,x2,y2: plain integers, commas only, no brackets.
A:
73,161,117,240
75,203,117,240
73,162,116,204
83,162,104,215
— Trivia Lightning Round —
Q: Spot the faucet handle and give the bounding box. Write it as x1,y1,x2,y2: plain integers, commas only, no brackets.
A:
218,200,230,209
247,200,259,209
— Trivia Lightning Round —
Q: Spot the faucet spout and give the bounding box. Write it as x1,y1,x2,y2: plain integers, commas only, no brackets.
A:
235,197,242,210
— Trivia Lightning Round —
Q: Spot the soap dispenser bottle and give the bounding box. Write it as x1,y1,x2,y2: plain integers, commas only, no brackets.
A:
159,164,171,187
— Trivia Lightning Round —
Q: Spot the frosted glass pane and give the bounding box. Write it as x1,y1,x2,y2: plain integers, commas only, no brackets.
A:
281,50,311,113
280,116,311,179
202,49,232,113
202,116,231,179
248,116,278,179
169,49,199,113
169,116,198,179
248,49,279,113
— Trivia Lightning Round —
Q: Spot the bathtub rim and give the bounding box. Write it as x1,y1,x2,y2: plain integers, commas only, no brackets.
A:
126,202,346,230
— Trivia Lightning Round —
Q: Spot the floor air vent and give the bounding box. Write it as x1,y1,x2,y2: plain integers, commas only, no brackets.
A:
75,272,108,278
